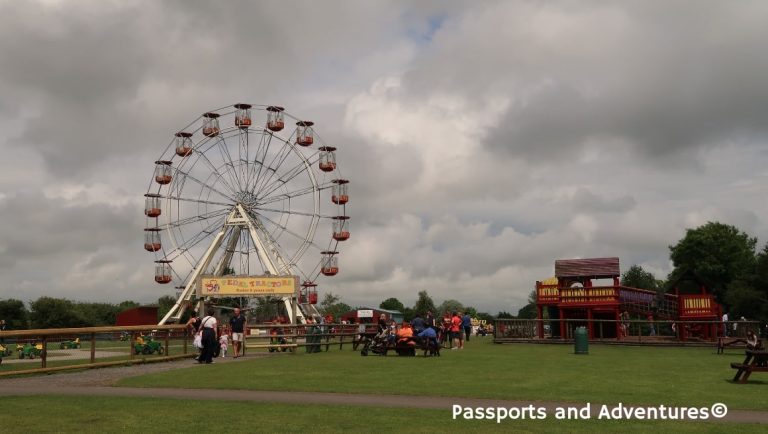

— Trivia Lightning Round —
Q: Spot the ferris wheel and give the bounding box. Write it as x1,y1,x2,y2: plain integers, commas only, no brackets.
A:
143,103,350,324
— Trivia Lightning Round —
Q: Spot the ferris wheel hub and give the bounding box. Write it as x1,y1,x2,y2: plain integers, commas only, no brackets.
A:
234,191,260,209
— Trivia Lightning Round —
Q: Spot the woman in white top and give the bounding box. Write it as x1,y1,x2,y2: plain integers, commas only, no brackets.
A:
198,307,218,364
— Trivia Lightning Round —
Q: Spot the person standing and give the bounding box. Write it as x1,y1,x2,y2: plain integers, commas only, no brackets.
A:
451,312,462,349
722,312,729,337
229,307,246,359
646,313,655,337
620,311,630,338
199,308,218,364
425,311,435,330
0,319,6,344
461,312,472,342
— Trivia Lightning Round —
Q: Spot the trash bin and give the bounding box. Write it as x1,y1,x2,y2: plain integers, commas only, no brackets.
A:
574,326,588,355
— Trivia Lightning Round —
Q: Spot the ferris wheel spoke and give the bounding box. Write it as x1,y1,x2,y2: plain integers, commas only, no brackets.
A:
214,136,244,193
164,215,228,262
256,210,324,251
163,208,231,229
173,169,237,203
166,195,233,208
252,139,293,197
196,151,241,196
248,131,272,193
255,206,334,219
256,154,321,201
258,183,332,208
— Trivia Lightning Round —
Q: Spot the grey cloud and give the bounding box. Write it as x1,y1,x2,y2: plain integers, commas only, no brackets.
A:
572,188,635,213
392,1,768,163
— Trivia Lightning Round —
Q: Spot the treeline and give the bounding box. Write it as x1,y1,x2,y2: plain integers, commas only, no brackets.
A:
315,290,498,323
0,297,142,330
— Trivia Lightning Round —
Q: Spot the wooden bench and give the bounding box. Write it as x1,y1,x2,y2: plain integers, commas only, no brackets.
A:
731,350,768,383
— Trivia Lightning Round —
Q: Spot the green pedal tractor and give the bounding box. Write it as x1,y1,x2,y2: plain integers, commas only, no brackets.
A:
134,335,165,355
59,338,81,349
17,342,43,359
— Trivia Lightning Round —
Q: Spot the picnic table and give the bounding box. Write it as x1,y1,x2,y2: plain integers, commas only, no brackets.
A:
731,350,768,383
717,337,749,354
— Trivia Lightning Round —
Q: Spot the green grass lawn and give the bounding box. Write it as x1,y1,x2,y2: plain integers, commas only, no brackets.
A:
0,395,758,434
118,339,766,411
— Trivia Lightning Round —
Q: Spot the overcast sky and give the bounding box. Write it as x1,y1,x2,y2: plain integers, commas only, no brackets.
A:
0,0,766,314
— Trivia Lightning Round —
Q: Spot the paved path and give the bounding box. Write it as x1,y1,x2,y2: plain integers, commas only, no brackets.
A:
2,356,766,425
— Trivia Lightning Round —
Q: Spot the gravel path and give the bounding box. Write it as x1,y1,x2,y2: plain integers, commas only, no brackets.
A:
1,349,127,365
2,355,766,425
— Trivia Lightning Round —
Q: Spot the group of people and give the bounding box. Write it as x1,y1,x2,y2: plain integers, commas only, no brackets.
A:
366,310,474,350
186,307,246,364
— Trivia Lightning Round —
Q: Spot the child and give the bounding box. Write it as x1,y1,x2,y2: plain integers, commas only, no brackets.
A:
219,329,230,358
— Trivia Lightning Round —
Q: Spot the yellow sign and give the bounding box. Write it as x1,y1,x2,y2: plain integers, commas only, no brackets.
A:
200,276,298,296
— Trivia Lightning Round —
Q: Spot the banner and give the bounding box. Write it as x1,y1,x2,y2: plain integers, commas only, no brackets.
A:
357,309,374,318
200,276,298,296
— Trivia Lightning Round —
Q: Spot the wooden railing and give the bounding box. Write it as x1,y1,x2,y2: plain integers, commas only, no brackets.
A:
0,324,190,377
243,323,376,353
494,318,762,343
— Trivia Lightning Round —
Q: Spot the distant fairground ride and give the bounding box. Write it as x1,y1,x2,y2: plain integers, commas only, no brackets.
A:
143,104,349,325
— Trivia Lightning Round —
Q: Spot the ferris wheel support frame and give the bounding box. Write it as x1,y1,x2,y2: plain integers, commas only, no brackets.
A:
158,204,308,325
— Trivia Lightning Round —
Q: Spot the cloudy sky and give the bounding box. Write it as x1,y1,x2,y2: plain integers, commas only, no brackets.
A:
0,0,766,314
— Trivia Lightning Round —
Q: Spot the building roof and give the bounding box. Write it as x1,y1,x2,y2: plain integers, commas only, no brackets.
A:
555,257,620,279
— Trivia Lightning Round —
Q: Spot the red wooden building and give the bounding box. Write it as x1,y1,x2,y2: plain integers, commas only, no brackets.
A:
115,306,158,326
535,257,721,340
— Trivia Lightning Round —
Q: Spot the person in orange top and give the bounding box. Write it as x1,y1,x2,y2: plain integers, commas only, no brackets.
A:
451,312,462,349
396,321,415,346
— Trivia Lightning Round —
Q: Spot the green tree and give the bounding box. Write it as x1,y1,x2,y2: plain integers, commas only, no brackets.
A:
754,243,768,320
401,307,415,322
0,298,29,329
73,302,123,326
318,292,351,320
413,290,437,316
29,297,87,329
497,311,514,319
117,300,140,311
253,296,282,322
379,297,405,312
157,295,177,322
437,299,464,315
669,222,757,306
463,306,478,317
622,265,659,291
725,280,767,320
516,290,538,319
475,312,495,322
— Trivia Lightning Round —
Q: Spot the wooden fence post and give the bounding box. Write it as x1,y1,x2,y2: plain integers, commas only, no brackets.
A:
129,332,135,359
41,336,47,369
165,329,170,356
90,333,96,363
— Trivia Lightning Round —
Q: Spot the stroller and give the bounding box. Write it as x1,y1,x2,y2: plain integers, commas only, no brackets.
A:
360,328,391,356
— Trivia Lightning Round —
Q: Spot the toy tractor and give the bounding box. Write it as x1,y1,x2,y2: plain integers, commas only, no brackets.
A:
0,343,12,364
134,335,164,355
269,327,289,353
59,338,81,349
17,342,43,359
